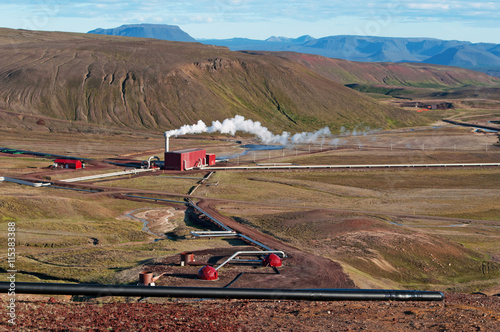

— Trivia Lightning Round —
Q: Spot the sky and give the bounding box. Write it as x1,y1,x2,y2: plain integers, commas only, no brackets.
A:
1,0,500,43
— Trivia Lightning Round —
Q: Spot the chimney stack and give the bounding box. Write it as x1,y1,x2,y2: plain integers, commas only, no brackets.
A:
164,133,170,152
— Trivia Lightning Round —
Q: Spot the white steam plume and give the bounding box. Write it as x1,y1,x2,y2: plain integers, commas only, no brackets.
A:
165,115,331,145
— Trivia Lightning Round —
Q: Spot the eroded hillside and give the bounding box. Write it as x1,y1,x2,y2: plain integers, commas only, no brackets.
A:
0,29,422,133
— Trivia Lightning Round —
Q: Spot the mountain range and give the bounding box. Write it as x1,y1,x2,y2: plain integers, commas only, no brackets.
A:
89,24,500,77
200,36,500,77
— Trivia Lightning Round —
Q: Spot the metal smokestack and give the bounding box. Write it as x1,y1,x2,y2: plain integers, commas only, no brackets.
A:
164,133,170,152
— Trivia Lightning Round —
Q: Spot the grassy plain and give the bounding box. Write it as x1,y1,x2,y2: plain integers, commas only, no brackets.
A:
1,120,499,293
96,174,206,194
197,167,499,219
0,180,234,284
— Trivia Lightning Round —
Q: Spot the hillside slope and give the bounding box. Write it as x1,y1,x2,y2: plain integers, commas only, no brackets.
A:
275,52,500,87
0,29,422,133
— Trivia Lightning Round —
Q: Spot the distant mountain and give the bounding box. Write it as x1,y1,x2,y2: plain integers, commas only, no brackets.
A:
86,26,500,76
199,35,500,76
88,24,197,43
489,44,500,57
423,45,500,68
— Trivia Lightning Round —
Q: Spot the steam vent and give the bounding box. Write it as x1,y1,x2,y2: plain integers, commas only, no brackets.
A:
197,265,218,281
262,253,282,267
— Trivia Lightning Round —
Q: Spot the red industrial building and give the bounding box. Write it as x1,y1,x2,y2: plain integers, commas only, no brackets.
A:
164,148,216,171
163,133,216,171
54,159,83,169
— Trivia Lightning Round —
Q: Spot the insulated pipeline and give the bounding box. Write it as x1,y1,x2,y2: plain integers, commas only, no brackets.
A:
0,282,444,301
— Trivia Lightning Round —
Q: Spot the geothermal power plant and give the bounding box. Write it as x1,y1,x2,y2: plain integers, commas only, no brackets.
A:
163,133,216,171
160,115,332,171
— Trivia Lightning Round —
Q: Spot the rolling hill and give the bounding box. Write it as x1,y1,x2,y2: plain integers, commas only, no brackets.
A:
0,28,423,133
0,28,498,134
268,52,499,88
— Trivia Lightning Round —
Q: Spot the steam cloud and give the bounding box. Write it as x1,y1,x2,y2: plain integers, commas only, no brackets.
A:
165,115,331,145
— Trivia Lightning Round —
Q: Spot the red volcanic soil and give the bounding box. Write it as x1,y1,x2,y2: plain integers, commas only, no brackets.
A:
2,293,498,331
137,206,357,291
140,245,354,290
188,201,356,289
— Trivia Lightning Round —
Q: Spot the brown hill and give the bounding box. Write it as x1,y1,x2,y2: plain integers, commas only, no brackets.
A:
0,29,424,133
278,52,500,87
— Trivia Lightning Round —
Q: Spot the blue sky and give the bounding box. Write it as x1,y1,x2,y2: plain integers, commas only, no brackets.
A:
1,0,500,43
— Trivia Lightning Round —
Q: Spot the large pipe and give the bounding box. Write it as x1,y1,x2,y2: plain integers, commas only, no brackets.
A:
0,282,444,301
186,199,234,232
147,156,160,169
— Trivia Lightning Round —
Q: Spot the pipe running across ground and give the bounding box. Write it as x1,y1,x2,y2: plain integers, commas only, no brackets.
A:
0,282,444,301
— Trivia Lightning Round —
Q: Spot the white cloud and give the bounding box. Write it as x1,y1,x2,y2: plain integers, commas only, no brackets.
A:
406,3,450,10
468,2,496,10
2,1,500,42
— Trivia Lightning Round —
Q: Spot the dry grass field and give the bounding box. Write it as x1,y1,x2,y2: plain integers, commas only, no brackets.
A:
1,119,499,296
0,179,238,284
